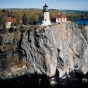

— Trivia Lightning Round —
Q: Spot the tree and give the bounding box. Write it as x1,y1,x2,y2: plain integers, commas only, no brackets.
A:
2,9,6,12
22,13,28,25
9,27,17,33
7,10,12,17
2,24,6,34
0,11,7,26
0,35,3,45
16,15,21,29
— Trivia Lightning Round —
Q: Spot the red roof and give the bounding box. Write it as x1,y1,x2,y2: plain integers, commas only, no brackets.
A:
6,17,16,22
52,15,66,18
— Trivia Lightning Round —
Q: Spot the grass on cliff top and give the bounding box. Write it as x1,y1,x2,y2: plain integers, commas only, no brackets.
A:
21,25,55,33
21,25,45,33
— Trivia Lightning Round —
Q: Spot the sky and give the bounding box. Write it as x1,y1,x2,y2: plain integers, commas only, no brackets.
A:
0,0,88,11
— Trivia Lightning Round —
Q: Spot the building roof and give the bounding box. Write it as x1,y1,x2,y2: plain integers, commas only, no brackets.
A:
43,3,48,7
6,17,16,22
52,15,66,19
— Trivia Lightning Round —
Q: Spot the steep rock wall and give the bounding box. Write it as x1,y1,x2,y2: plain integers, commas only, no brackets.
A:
20,22,88,77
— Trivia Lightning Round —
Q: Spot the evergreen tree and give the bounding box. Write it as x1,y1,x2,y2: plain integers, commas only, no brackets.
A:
7,10,12,17
2,9,6,12
22,13,27,25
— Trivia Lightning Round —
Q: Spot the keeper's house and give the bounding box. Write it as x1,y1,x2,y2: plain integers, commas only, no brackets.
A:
51,12,67,23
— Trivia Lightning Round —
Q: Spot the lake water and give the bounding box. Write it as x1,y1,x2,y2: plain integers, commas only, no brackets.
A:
75,19,88,25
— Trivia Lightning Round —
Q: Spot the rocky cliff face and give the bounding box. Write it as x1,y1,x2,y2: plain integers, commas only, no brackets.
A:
0,22,88,80
19,22,88,78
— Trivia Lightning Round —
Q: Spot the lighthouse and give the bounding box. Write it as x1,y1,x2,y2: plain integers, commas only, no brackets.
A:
41,4,51,26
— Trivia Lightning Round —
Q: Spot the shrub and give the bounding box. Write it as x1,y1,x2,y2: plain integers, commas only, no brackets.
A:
0,35,3,45
9,27,17,33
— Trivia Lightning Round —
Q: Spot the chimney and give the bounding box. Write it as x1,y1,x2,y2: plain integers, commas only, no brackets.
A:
59,12,61,15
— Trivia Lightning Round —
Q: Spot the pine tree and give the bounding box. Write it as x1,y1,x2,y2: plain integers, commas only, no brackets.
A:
22,13,27,25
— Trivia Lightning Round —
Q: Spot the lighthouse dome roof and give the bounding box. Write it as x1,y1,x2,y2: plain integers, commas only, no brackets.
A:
43,3,48,7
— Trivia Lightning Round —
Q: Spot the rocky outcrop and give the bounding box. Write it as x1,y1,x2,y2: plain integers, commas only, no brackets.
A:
19,22,88,78
84,26,88,43
0,31,21,44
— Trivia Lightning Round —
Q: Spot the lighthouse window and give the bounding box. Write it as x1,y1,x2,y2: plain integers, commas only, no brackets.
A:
45,19,46,21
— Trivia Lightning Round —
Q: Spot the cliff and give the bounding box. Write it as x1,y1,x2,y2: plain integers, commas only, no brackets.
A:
20,22,88,77
0,22,88,80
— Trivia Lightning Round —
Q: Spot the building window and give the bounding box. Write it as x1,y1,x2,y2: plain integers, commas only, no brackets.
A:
45,19,46,21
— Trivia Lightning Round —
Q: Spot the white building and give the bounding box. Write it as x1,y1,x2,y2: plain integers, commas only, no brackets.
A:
6,17,16,28
51,12,67,23
41,4,51,26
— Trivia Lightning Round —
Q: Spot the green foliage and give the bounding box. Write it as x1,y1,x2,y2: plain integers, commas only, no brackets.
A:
0,8,87,27
65,12,88,22
2,9,6,12
7,10,12,17
0,12,7,26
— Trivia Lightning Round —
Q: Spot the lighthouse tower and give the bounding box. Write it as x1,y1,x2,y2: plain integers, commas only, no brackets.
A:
41,4,51,26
